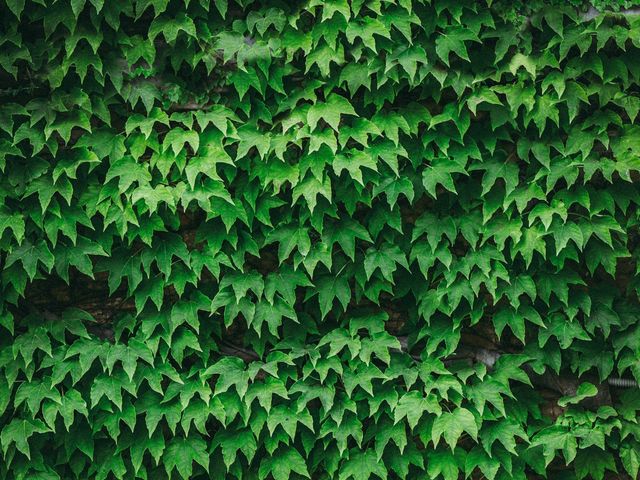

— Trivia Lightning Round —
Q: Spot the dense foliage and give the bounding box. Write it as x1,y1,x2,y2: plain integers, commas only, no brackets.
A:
2,0,640,478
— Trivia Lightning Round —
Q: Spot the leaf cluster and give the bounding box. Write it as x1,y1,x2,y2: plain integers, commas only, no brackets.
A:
1,0,640,479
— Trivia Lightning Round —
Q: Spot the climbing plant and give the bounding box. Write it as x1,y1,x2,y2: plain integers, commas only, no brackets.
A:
1,0,640,478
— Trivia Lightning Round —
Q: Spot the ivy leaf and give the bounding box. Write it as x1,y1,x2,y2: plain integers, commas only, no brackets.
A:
6,0,25,17
325,218,373,261
394,391,441,429
14,378,61,415
202,357,250,398
316,273,351,319
422,158,466,198
509,53,537,77
470,158,519,196
527,95,560,135
1,418,50,459
427,449,459,480
258,447,310,480
246,377,289,413
105,156,152,191
101,250,143,294
90,371,136,410
530,426,578,466
464,446,501,480
339,450,388,480
163,128,200,156
0,378,10,417
621,443,640,479
58,389,89,431
164,436,209,480
130,433,165,474
364,244,409,283
0,207,25,243
307,94,357,131
538,315,590,349
574,448,617,480
265,225,311,264
212,428,257,469
435,26,479,65
374,419,407,460
292,175,332,213
432,408,478,450
558,382,598,407
480,418,528,455
266,404,314,440
149,12,197,44
5,241,55,280
12,327,52,367
125,108,170,138
333,150,378,185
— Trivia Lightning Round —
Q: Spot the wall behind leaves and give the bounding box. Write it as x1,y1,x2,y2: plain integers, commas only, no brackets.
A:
1,0,640,478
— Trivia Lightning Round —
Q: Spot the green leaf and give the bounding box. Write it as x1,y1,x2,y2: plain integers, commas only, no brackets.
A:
212,428,257,470
427,449,459,480
394,391,441,429
14,378,61,415
316,273,351,319
432,408,478,450
164,436,209,480
574,448,617,480
558,382,598,407
202,357,250,398
12,327,52,367
470,157,519,196
333,149,378,185
90,371,136,410
364,244,409,283
0,207,25,243
621,443,640,479
435,26,479,65
326,218,373,261
509,53,537,77
266,404,314,440
307,94,357,131
6,241,55,280
6,0,25,17
258,447,310,480
149,12,197,44
1,419,50,459
339,450,388,480
480,418,528,455
422,158,466,198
